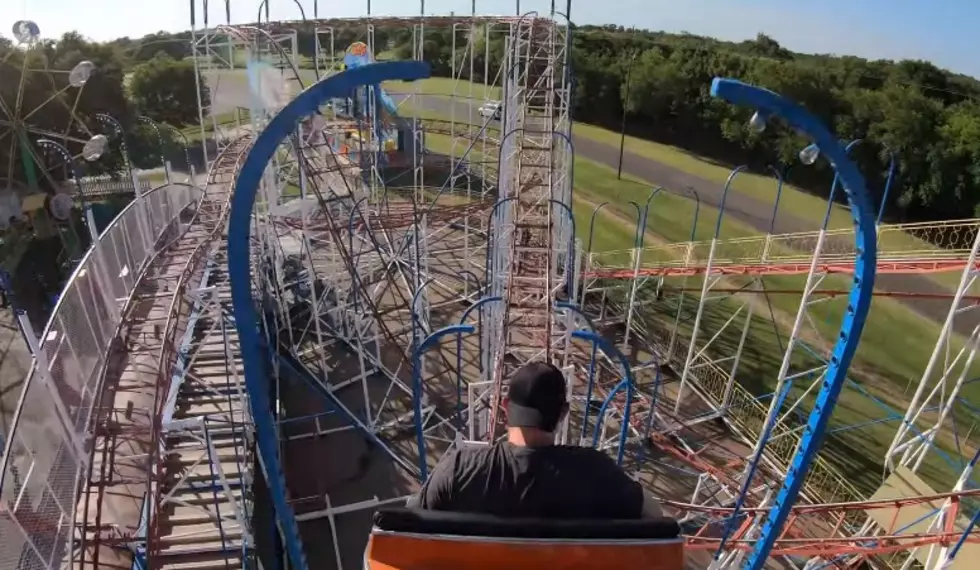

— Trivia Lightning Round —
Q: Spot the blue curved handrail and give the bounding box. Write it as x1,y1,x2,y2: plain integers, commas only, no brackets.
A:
710,78,877,570
714,165,749,239
412,323,476,480
570,329,637,466
228,61,432,570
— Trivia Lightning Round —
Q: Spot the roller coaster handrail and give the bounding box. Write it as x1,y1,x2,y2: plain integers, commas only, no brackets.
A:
2,179,205,440
0,180,205,569
586,218,980,271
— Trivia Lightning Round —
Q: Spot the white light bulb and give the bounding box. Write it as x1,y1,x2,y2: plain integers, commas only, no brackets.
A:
82,134,108,162
69,61,95,87
12,20,40,44
799,143,820,166
748,111,767,133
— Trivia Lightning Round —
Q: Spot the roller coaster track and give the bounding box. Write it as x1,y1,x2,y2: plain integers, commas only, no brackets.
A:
670,487,980,557
75,137,251,569
275,198,493,234
584,219,980,279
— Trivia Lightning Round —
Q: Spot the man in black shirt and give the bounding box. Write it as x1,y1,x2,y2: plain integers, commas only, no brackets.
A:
407,361,663,519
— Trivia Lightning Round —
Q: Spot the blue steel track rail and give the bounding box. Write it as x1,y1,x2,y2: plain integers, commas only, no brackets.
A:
228,61,431,570
709,79,877,570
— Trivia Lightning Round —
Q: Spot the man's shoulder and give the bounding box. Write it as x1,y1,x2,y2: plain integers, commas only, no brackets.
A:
451,442,617,468
449,441,497,466
551,444,618,462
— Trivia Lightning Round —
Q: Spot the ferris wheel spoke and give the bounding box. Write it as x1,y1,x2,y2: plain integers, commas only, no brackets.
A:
0,90,18,126
32,129,90,147
32,72,94,139
19,84,76,124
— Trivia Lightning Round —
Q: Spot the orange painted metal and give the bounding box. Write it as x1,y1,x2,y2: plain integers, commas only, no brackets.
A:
364,533,685,570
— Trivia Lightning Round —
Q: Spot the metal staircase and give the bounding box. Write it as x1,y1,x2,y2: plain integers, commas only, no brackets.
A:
153,146,253,570
487,18,564,438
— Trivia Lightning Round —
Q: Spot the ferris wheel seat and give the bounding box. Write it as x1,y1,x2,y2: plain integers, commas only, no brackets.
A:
364,507,684,570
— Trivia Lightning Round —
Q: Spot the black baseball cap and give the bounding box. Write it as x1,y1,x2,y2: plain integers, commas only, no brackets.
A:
506,362,568,432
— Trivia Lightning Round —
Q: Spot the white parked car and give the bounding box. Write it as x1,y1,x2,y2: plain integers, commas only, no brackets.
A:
479,101,502,120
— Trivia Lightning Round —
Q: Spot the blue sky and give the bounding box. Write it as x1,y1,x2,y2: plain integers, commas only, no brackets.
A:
4,0,978,78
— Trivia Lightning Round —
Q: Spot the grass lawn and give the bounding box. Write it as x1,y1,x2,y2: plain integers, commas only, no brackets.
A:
573,122,858,232
384,76,502,101
391,80,966,293
181,109,250,142
138,170,168,185
422,132,497,166
208,65,974,498
202,66,973,494
575,157,978,494
425,120,978,494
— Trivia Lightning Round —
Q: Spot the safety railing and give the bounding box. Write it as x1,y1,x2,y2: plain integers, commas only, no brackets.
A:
640,309,866,510
0,182,204,570
587,218,980,273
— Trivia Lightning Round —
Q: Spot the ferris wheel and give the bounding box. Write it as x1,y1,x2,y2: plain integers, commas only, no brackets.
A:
0,19,109,231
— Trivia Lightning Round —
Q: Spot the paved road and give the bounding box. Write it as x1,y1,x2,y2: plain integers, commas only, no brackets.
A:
393,91,970,335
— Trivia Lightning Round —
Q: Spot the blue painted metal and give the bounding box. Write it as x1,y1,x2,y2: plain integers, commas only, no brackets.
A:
131,254,216,570
766,165,786,235
877,149,897,226
459,296,503,425
710,78,877,570
590,378,629,448
638,186,701,246
410,277,438,439
947,447,980,565
570,329,636,466
713,165,749,239
554,301,600,334
820,139,863,230
483,197,517,286
275,350,414,474
553,302,601,442
585,201,611,253
626,201,644,248
229,61,431,570
639,357,664,438
549,199,577,295
412,324,475,480
712,379,794,561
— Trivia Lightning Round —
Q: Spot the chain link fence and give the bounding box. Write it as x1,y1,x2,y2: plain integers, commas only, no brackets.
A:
0,182,204,570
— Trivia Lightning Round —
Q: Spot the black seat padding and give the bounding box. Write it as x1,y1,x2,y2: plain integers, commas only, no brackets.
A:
373,508,680,540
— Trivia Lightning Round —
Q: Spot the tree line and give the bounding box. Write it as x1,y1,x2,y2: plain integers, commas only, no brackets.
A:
1,32,208,189
565,26,980,224
380,24,980,224
27,23,980,224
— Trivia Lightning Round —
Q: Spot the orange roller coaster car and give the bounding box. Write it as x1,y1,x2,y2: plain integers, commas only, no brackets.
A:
364,508,685,570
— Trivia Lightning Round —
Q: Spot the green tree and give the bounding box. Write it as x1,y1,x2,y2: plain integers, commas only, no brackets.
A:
128,24,980,226
130,54,210,126
0,32,131,189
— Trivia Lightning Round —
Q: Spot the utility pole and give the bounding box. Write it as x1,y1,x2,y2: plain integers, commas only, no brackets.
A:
617,51,638,180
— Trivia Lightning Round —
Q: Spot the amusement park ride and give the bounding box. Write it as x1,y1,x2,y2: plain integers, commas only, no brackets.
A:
0,1,978,570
